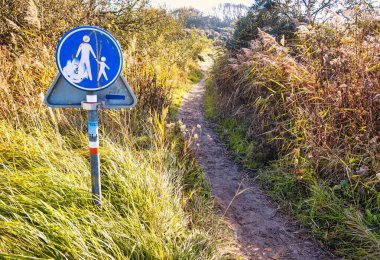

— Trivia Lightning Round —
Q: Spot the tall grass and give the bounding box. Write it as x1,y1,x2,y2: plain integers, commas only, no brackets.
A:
0,1,238,258
209,8,380,257
0,112,226,258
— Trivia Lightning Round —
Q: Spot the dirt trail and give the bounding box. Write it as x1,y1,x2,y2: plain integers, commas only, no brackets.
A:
178,72,331,259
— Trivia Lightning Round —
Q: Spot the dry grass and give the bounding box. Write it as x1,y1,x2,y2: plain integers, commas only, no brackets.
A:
0,1,239,258
210,8,380,257
213,10,380,186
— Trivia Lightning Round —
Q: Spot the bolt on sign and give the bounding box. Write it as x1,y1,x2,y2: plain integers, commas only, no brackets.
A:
44,26,137,205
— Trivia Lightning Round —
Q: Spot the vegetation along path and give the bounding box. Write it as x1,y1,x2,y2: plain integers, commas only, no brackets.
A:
178,71,331,260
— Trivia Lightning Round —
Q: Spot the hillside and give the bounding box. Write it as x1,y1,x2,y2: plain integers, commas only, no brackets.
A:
207,0,380,258
0,1,238,258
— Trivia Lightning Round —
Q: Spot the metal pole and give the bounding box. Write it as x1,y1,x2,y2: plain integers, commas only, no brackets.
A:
88,109,101,206
84,94,101,206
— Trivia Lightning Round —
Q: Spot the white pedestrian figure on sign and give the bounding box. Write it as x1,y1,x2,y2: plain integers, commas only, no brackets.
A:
97,57,110,81
76,35,96,81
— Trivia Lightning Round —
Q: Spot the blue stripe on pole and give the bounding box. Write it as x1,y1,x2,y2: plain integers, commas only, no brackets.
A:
105,94,125,100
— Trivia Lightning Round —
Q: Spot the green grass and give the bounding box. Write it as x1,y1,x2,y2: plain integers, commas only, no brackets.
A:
204,78,221,120
204,81,273,170
0,109,235,259
188,69,203,84
170,48,212,118
170,83,192,118
256,163,380,257
169,67,203,118
204,79,380,258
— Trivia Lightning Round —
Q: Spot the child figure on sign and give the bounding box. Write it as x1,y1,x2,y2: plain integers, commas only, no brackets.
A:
97,57,110,81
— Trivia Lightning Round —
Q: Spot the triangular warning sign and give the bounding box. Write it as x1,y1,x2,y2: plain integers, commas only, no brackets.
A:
44,74,137,109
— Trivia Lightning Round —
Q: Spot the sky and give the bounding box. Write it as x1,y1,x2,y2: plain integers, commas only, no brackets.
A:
150,0,254,15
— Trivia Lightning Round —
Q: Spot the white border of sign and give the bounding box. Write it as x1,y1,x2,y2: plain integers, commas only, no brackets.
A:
56,26,123,92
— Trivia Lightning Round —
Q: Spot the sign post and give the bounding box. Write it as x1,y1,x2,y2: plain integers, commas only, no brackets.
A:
44,26,137,205
83,94,101,205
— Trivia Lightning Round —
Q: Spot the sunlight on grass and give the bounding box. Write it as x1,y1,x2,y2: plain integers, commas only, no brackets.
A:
0,111,237,258
208,10,380,257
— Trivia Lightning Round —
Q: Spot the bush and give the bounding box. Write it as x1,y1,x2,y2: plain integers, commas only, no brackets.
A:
210,8,380,257
228,0,300,49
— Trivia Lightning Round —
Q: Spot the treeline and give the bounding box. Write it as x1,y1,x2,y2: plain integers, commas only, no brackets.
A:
173,3,248,30
229,0,377,48
209,0,380,257
171,3,248,42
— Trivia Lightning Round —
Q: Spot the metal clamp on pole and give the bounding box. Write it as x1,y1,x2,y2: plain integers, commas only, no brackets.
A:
82,94,101,206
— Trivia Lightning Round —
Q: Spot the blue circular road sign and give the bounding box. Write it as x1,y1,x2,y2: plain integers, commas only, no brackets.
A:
56,26,123,91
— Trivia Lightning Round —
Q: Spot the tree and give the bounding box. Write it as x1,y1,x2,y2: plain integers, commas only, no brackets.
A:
299,0,339,24
172,7,207,28
229,0,301,49
213,3,249,25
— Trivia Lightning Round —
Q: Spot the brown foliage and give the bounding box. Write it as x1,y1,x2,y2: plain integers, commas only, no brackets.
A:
0,0,204,133
212,14,380,185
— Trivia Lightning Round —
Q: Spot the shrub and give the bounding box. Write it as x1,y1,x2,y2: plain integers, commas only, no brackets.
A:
211,8,380,257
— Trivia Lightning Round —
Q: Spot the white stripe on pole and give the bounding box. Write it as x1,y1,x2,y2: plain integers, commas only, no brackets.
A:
89,141,99,148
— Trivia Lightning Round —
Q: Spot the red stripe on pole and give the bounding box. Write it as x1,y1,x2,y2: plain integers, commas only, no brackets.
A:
89,147,99,154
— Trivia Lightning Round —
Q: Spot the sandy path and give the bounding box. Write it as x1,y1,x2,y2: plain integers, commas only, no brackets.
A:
178,74,331,259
